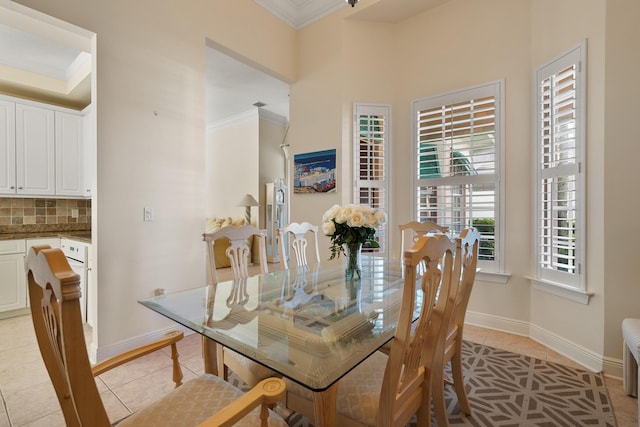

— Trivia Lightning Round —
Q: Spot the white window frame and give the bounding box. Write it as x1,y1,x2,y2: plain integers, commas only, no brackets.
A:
353,103,390,256
532,41,589,304
412,81,505,276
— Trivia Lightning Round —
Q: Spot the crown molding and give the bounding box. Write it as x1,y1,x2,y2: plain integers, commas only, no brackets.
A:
254,0,346,29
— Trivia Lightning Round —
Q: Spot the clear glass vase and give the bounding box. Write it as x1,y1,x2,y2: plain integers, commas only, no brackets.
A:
345,242,362,280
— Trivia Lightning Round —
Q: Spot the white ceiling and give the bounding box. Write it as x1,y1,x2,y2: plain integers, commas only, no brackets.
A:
206,0,451,124
256,0,451,29
0,6,92,109
255,0,347,30
205,47,290,124
0,0,449,121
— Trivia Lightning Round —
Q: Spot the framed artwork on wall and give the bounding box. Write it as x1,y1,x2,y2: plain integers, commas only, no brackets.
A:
293,149,336,194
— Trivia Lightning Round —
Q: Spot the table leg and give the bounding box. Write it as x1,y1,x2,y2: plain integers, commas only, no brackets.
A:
202,337,219,376
312,383,338,427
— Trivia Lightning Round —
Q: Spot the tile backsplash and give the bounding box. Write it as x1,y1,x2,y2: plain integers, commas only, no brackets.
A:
0,198,91,226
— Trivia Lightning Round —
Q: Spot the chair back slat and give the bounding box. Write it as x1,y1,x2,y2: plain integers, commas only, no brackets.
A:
203,225,268,285
278,222,320,270
452,228,481,331
26,245,110,427
430,227,481,425
378,233,456,426
399,220,448,254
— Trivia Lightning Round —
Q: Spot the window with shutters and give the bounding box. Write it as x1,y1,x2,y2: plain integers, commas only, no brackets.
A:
533,42,587,300
412,81,504,273
354,104,390,255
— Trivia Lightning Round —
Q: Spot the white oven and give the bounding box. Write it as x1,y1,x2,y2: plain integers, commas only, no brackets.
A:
60,238,89,322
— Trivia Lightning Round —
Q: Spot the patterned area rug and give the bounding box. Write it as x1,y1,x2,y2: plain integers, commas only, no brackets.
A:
229,340,616,427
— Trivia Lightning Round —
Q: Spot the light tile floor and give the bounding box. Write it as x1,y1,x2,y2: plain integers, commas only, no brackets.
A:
0,315,636,426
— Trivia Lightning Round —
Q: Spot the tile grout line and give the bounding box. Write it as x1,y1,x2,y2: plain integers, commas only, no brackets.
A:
0,386,13,427
97,354,201,423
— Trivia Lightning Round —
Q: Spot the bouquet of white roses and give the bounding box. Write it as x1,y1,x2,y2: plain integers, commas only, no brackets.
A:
322,204,387,260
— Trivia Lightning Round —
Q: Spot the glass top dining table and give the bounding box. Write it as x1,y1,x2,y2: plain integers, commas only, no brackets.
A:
138,256,418,425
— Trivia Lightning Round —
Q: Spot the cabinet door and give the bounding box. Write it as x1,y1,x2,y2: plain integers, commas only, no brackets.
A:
55,111,84,196
0,100,16,194
16,103,55,195
26,238,61,250
0,253,27,312
82,105,94,197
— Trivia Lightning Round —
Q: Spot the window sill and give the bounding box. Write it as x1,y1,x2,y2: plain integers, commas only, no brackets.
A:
476,270,510,284
526,276,593,304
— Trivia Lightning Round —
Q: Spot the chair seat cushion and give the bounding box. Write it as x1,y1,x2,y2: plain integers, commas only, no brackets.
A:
118,373,287,427
623,318,640,362
285,351,387,426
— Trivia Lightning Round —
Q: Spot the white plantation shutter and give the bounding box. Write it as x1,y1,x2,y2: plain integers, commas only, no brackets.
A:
535,42,586,290
354,104,389,254
413,82,503,271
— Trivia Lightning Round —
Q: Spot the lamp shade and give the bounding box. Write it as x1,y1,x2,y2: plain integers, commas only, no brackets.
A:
237,193,259,207
237,193,259,225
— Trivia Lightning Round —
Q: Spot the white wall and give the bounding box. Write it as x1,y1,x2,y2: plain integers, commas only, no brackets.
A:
529,0,607,367
392,0,534,326
291,0,535,324
289,0,622,373
258,111,287,228
206,109,287,227
206,112,260,221
9,0,296,357
603,0,640,361
14,0,639,373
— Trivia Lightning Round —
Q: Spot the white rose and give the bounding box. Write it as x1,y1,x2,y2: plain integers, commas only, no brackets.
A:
322,204,342,222
374,210,387,225
363,212,377,227
354,204,368,218
336,205,354,224
322,221,336,236
347,212,365,228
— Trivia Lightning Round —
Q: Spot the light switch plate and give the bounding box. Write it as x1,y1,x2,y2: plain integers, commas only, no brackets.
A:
143,206,153,221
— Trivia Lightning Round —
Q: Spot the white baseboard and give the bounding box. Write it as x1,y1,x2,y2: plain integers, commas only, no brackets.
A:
602,355,624,379
94,324,193,363
529,323,603,373
465,310,530,336
466,310,623,378
89,341,98,365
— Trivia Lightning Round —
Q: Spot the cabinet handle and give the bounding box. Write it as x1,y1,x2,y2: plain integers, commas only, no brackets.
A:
10,186,15,189
18,187,23,190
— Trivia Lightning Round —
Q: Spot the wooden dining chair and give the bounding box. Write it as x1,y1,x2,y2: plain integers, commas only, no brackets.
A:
202,225,278,388
431,227,481,425
283,233,458,427
25,245,287,427
277,222,320,305
277,221,320,271
399,220,449,255
203,224,268,286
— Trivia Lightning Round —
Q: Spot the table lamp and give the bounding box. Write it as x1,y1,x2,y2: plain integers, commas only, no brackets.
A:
237,193,259,225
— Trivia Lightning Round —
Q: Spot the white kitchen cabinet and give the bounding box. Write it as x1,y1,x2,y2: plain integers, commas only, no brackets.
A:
0,240,27,313
82,104,94,197
15,103,56,196
55,111,84,196
25,237,60,250
0,95,88,198
0,99,16,194
23,238,60,310
85,242,95,328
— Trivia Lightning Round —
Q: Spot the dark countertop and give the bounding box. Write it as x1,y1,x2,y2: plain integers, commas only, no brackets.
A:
0,227,92,244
